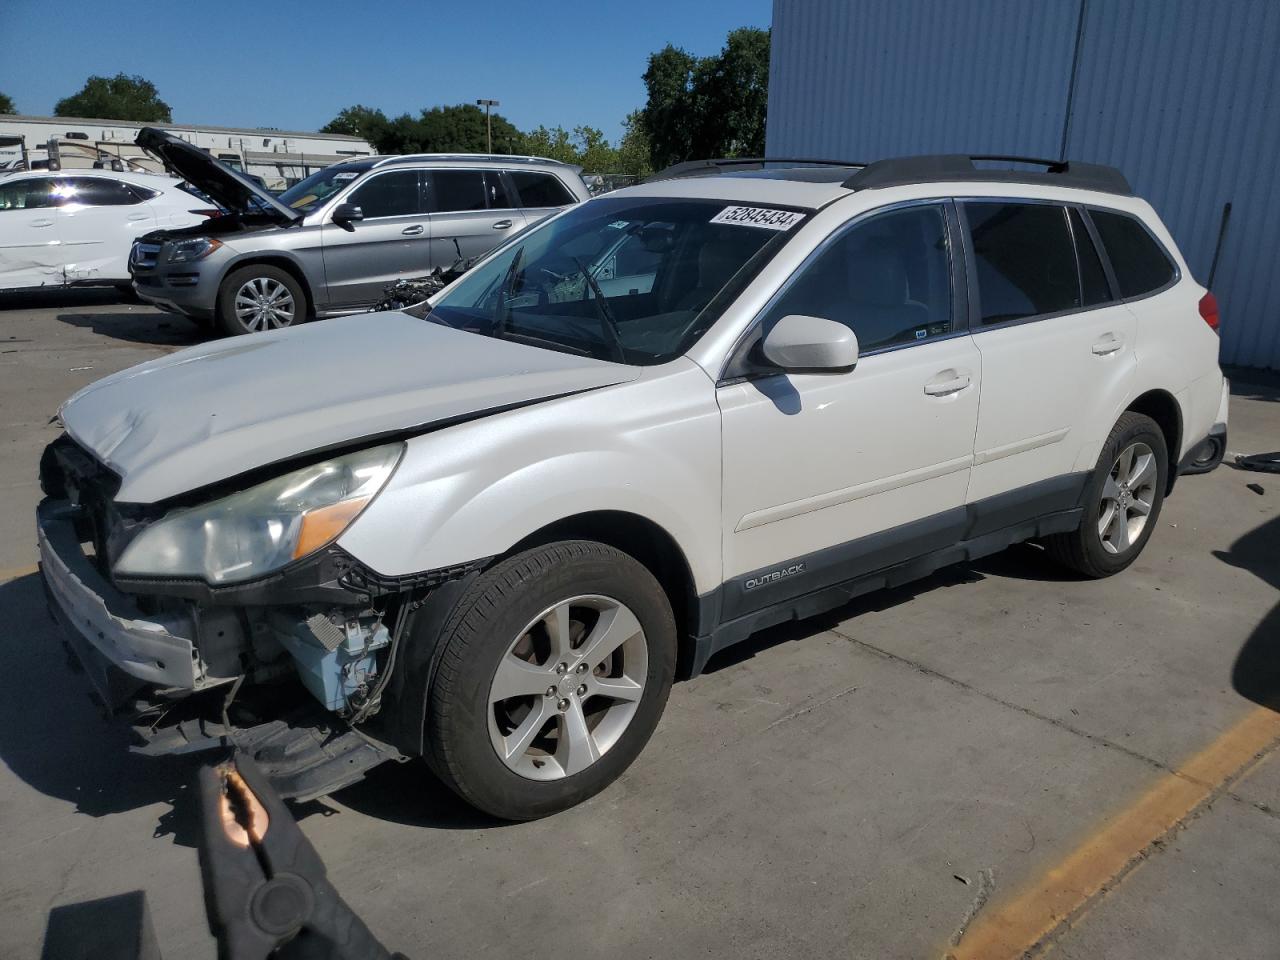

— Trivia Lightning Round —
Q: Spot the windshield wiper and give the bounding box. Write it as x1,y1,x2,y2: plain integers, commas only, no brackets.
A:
571,256,626,364
493,245,525,335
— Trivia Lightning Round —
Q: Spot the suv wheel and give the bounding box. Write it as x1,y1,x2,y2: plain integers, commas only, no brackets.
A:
1046,411,1168,578
217,264,304,336
425,541,677,820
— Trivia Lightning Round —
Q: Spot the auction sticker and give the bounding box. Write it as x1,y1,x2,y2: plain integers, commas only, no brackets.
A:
710,206,804,231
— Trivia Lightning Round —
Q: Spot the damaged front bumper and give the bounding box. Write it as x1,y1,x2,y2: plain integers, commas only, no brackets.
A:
38,498,403,799
37,499,230,707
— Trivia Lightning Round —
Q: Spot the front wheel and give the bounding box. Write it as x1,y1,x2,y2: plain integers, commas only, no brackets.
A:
217,264,304,336
1046,411,1168,577
424,541,677,820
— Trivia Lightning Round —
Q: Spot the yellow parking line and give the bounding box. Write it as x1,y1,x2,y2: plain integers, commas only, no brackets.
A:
946,706,1280,959
0,563,39,583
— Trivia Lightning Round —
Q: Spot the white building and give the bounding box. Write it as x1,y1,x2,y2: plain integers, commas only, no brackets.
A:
0,114,374,190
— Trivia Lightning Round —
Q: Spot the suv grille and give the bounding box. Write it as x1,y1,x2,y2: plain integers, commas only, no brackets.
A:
131,241,162,272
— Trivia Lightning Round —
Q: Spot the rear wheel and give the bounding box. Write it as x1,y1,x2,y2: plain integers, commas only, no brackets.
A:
1046,411,1168,577
424,541,676,820
217,264,304,336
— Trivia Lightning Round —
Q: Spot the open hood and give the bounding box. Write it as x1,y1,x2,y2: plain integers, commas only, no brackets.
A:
136,127,302,224
58,313,639,504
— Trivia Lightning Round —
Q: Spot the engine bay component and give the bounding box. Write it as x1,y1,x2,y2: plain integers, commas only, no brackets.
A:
271,612,390,712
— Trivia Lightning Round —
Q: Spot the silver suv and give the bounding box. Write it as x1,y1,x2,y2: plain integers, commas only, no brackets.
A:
129,128,589,335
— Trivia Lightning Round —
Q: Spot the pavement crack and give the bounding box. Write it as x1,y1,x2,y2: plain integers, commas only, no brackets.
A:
947,867,995,949
765,684,859,730
830,629,1180,779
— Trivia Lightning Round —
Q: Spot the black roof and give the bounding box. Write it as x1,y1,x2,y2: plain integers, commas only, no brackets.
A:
645,154,1132,196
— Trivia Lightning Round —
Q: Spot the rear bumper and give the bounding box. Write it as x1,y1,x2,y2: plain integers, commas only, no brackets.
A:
37,499,207,706
1179,377,1230,476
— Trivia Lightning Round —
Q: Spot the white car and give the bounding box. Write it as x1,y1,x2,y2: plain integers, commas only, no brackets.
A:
37,155,1228,820
0,169,216,292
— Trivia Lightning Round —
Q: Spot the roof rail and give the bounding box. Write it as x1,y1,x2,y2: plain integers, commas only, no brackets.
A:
645,157,865,183
371,152,579,169
842,154,1132,195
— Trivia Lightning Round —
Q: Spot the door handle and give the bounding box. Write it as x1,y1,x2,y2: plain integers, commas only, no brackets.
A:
1092,334,1124,356
492,219,513,230
127,213,150,221
401,224,424,236
29,218,54,228
924,373,972,397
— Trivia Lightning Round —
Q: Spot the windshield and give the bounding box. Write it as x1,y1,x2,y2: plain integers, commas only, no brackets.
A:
277,166,365,213
426,196,803,365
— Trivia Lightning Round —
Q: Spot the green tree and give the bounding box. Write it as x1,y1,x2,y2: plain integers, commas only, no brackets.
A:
639,27,770,169
519,125,578,164
417,103,522,153
320,104,388,144
640,45,698,169
616,111,653,178
0,92,16,115
54,74,171,122
574,126,619,173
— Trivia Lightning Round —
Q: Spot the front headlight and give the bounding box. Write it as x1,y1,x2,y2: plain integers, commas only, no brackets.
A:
116,443,403,584
166,237,222,263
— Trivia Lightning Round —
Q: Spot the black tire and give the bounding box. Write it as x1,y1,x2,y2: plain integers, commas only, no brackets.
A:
1046,411,1168,578
424,541,677,820
216,264,305,336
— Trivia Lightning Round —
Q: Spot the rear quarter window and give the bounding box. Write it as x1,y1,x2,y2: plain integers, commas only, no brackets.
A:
510,171,576,208
1090,209,1177,298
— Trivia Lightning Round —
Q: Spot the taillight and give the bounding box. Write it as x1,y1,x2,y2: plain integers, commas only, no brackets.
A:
190,208,224,219
1198,292,1220,332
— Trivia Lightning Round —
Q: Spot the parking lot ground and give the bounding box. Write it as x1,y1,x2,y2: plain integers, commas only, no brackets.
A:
1,292,1277,959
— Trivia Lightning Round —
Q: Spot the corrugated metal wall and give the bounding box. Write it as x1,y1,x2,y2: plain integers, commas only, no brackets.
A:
767,0,1280,370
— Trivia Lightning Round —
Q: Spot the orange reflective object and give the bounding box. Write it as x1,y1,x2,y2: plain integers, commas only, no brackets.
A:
292,497,369,559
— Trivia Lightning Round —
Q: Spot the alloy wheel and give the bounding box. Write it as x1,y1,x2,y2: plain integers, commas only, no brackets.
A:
1098,441,1157,555
487,594,648,781
233,276,296,331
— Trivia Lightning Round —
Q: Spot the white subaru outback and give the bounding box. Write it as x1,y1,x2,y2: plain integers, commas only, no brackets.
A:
37,155,1229,820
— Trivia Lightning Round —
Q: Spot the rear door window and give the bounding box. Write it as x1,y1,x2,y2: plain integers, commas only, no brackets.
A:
1090,209,1177,298
964,202,1079,324
347,170,422,219
427,170,488,212
58,178,145,206
510,171,576,208
484,171,515,209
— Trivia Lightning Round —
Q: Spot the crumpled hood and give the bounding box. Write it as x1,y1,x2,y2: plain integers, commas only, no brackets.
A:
59,313,638,503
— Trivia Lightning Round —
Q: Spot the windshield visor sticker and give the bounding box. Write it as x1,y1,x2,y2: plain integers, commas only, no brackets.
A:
333,172,359,181
710,206,805,231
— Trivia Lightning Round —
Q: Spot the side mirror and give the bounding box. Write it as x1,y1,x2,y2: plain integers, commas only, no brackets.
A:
332,203,364,229
761,314,859,372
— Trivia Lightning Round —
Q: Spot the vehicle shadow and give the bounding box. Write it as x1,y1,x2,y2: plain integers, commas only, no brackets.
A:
0,288,128,312
302,758,509,832
56,310,206,348
0,574,204,847
1221,515,1280,709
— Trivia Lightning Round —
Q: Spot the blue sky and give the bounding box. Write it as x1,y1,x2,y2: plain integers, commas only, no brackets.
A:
0,0,772,142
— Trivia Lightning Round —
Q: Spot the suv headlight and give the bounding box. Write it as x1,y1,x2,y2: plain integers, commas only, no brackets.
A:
166,237,222,263
116,443,403,584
